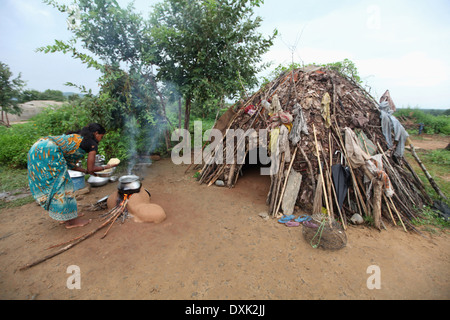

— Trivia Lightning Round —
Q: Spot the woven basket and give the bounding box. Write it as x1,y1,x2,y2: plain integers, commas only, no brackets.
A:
302,215,347,250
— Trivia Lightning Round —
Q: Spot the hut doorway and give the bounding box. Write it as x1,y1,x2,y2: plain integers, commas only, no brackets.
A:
234,146,271,198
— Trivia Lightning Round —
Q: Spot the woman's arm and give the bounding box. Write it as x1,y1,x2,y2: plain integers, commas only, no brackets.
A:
70,166,88,174
86,151,118,175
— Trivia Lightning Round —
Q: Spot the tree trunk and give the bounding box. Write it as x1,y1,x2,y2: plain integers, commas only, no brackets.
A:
178,97,182,129
184,96,191,131
164,129,171,151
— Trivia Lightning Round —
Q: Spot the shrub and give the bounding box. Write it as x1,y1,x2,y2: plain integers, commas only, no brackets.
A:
428,149,450,166
395,108,450,135
0,123,43,168
31,102,91,135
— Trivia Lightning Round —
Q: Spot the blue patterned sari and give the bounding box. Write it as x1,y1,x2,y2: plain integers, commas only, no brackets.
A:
27,134,86,221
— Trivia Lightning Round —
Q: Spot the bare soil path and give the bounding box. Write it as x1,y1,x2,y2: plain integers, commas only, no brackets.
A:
409,133,450,150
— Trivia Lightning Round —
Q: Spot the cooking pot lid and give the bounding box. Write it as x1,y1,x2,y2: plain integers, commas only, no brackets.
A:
118,175,140,183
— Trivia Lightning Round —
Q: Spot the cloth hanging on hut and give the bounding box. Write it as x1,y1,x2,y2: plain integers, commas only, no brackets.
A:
261,99,271,112
355,129,377,156
268,125,291,176
279,125,291,163
344,127,370,168
269,94,282,114
380,90,396,112
270,127,280,154
379,102,394,147
270,125,290,155
365,154,394,197
289,103,309,145
379,101,409,157
331,164,351,210
266,94,293,132
321,92,331,128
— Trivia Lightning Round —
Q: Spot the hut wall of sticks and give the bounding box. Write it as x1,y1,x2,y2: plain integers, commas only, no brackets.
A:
197,65,433,233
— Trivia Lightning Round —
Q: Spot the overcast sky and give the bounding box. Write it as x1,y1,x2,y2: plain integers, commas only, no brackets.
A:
1,0,449,109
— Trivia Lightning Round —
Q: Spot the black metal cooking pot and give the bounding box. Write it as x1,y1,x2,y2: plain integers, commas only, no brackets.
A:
117,175,142,195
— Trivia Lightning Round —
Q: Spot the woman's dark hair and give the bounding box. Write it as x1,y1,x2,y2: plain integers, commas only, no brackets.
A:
79,123,106,139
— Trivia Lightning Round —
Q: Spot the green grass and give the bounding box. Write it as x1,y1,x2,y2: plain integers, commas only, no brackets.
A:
0,165,30,191
404,147,450,199
0,195,34,210
411,206,450,233
0,165,34,211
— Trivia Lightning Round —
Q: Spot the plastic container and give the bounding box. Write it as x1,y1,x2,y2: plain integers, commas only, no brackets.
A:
68,170,86,191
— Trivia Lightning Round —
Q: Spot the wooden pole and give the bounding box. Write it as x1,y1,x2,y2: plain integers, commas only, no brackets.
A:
383,194,397,226
409,143,447,200
313,125,331,225
271,153,285,217
388,196,408,232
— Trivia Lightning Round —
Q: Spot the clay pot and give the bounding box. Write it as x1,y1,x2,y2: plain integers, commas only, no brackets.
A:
106,188,166,224
132,203,166,224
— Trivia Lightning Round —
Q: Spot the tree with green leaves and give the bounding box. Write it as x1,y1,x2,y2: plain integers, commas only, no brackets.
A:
148,0,277,129
321,58,362,84
0,62,26,127
39,0,166,133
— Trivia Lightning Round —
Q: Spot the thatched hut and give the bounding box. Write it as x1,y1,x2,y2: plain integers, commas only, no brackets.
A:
197,66,432,232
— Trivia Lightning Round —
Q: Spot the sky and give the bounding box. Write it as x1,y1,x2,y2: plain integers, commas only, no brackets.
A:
1,0,450,109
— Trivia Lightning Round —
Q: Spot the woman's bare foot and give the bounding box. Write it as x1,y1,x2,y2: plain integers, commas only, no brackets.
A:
65,217,91,229
60,212,85,224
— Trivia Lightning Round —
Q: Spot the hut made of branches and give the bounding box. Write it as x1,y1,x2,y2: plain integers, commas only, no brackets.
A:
197,66,431,232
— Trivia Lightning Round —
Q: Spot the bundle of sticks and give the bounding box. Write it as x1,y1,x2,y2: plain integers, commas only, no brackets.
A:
19,196,130,271
197,66,433,233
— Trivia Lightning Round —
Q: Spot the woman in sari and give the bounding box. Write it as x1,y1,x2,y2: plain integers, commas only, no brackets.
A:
27,123,119,229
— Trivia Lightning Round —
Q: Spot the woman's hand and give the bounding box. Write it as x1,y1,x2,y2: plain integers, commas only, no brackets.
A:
86,152,119,174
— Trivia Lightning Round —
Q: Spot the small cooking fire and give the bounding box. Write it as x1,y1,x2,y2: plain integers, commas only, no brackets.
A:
104,174,158,225
101,174,149,223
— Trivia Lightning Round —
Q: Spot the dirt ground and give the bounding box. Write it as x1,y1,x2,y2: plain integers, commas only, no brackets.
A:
0,136,449,300
409,133,450,151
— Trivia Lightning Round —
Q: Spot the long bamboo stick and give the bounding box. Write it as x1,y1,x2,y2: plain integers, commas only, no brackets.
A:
383,194,397,226
313,125,331,225
402,157,432,204
271,154,285,217
388,196,407,232
321,149,334,220
274,147,298,217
